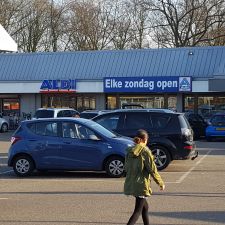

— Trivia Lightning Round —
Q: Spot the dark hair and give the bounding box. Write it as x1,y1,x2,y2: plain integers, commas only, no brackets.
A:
133,129,149,144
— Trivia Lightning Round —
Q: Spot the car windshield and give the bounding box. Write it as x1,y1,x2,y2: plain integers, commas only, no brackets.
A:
34,110,54,119
211,115,225,126
84,120,117,138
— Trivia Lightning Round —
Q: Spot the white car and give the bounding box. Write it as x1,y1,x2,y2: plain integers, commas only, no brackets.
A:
33,108,80,119
0,116,9,132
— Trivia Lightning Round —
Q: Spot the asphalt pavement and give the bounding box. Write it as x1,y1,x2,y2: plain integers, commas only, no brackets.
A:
0,131,225,225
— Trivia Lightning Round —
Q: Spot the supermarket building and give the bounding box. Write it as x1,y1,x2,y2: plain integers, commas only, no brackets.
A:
1,46,225,120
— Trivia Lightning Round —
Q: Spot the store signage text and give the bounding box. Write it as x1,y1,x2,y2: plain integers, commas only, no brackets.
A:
40,79,76,93
104,77,192,93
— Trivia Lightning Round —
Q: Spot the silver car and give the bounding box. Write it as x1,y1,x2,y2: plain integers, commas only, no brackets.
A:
0,116,9,132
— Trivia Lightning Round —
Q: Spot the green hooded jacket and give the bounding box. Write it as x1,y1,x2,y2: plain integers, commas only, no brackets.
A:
124,144,164,197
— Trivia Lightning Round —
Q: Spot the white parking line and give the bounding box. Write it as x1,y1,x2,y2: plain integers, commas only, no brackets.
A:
0,198,8,200
176,150,211,183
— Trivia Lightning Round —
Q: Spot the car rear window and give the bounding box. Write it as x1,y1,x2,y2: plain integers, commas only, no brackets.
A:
34,110,54,118
27,122,58,137
13,125,23,135
178,114,190,128
94,114,120,131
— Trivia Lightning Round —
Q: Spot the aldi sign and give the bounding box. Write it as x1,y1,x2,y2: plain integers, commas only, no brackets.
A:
104,76,192,93
40,79,76,93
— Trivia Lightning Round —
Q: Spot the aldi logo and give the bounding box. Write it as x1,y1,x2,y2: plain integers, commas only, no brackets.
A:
40,79,76,93
179,77,192,92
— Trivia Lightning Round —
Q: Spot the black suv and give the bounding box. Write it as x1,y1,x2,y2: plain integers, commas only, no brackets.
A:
93,109,197,170
185,112,208,139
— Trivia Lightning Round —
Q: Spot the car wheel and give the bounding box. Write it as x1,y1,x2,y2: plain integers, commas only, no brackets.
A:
1,123,8,132
151,146,171,170
13,155,35,177
105,156,125,178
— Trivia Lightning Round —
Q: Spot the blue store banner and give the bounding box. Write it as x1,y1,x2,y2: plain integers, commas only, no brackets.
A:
104,76,192,93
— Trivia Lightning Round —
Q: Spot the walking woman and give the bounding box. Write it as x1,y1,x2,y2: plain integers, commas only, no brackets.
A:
124,129,165,225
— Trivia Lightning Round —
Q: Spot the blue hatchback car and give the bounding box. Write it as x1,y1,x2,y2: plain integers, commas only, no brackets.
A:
8,118,133,177
206,113,225,141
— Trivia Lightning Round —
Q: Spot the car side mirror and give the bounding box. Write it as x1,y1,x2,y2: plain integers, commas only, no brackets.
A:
89,134,100,141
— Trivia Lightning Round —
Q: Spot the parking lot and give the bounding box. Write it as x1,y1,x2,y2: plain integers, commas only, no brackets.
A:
0,131,225,225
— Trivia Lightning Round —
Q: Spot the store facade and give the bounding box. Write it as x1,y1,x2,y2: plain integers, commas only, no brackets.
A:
1,46,225,122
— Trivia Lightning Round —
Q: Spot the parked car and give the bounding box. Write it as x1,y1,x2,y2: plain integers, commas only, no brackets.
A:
206,113,225,141
33,108,80,119
80,110,110,119
185,112,208,139
93,109,197,170
0,115,9,132
8,118,133,177
121,103,144,109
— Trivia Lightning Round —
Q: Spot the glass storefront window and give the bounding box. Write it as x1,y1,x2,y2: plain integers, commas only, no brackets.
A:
2,99,20,116
41,95,96,112
198,96,225,120
84,97,90,109
106,95,173,110
184,96,195,112
77,97,83,111
90,98,96,110
119,96,164,109
168,96,177,111
107,96,117,110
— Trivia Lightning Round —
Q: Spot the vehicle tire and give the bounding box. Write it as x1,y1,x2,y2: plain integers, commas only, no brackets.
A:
151,146,171,170
1,123,8,133
13,155,35,177
105,156,125,178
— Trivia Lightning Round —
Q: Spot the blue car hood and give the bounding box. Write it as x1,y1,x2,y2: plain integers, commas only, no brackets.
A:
110,136,134,146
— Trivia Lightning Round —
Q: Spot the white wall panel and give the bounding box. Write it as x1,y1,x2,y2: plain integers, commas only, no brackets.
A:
192,81,208,92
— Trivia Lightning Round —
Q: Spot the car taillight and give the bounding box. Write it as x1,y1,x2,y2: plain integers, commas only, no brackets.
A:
184,145,193,150
11,136,22,145
181,128,191,137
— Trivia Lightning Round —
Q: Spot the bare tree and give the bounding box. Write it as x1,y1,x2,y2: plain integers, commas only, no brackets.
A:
66,0,116,50
104,0,132,50
13,0,51,52
0,0,29,38
128,0,150,49
47,0,69,51
143,0,225,47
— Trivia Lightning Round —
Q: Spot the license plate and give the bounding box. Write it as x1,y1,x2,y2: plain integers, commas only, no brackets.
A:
216,127,225,131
